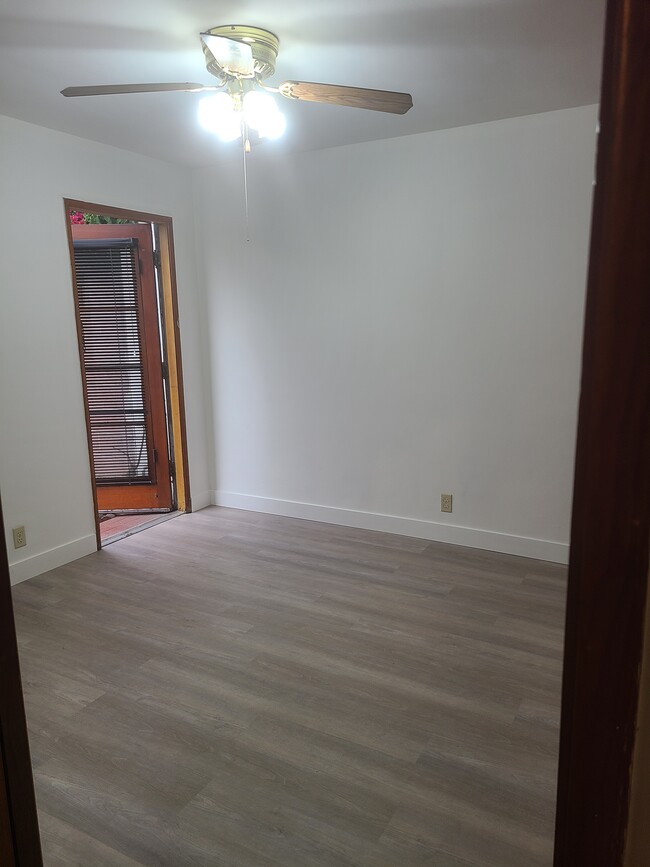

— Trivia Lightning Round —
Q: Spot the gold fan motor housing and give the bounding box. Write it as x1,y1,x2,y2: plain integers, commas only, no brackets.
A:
202,25,280,81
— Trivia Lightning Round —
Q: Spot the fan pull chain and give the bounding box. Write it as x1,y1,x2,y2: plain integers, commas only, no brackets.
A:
242,123,251,242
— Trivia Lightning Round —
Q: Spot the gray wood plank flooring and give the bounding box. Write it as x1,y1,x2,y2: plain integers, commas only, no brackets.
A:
12,507,566,866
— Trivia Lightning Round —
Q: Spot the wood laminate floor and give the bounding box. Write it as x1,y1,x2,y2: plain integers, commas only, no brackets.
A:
12,507,567,867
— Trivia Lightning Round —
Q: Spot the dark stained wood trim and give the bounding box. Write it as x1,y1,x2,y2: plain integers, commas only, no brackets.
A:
553,0,650,863
63,199,193,523
0,500,43,865
0,745,15,866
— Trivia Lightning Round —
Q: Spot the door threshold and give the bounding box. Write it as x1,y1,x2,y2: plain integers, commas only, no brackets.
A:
101,510,181,546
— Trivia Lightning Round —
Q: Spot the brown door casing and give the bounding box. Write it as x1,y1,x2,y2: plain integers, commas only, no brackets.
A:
553,0,650,863
0,499,43,865
71,223,172,512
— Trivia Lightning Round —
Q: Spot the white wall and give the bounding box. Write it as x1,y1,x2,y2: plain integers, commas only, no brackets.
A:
194,105,598,563
0,106,596,577
0,115,213,583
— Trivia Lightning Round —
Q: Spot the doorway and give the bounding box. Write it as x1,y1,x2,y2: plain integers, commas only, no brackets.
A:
64,201,191,547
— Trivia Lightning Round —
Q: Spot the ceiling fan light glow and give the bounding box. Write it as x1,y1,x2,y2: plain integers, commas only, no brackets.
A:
258,110,287,140
198,92,241,141
242,91,286,139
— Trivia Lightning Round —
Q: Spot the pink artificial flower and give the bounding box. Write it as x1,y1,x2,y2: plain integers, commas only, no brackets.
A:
70,211,85,224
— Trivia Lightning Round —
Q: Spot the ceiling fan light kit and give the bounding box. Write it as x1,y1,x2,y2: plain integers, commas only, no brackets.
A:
198,90,287,142
61,23,413,147
201,25,280,82
60,24,413,238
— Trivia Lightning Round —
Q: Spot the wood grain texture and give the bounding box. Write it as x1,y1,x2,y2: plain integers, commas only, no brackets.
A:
553,0,650,864
157,221,191,513
279,81,413,114
12,507,566,866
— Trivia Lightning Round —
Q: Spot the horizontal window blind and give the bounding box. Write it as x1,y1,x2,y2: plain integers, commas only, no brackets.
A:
74,239,152,485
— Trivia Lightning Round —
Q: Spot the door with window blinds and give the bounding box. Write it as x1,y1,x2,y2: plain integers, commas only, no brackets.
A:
72,223,172,511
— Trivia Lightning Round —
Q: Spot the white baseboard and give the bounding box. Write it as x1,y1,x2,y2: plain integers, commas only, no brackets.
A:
190,490,213,512
212,491,569,564
9,534,98,585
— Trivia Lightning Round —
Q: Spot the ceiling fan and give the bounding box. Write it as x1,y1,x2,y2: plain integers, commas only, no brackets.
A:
61,25,413,143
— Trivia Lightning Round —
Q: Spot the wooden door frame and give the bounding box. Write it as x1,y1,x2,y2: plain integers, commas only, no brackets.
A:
64,200,193,548
0,499,43,866
553,0,650,863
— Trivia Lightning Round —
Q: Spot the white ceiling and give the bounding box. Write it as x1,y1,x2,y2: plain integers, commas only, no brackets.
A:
0,0,605,167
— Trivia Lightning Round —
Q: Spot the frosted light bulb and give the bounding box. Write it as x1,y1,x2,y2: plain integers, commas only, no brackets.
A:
243,91,286,139
242,91,275,131
198,93,242,142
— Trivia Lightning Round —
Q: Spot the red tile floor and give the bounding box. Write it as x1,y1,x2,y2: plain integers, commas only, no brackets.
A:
99,513,165,543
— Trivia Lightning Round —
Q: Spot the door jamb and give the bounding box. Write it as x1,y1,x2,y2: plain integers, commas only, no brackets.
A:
0,499,43,865
552,0,650,862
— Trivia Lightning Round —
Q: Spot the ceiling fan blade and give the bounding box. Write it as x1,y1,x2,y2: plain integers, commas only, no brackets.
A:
278,81,413,115
61,83,213,97
200,33,255,78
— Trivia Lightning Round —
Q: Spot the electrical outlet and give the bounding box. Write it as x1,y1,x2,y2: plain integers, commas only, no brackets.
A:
440,494,453,513
12,526,27,548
